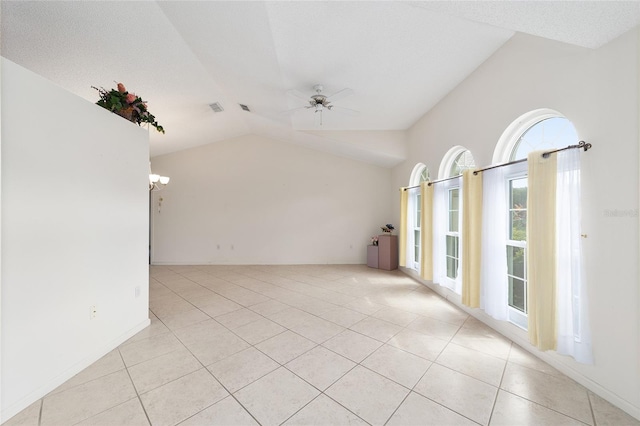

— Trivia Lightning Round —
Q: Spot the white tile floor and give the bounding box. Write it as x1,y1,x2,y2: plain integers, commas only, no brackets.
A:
5,264,640,426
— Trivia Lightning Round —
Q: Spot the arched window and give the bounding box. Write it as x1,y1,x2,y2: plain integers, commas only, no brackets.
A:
493,110,579,328
438,146,476,180
450,150,476,176
408,163,430,271
435,147,476,292
493,108,578,163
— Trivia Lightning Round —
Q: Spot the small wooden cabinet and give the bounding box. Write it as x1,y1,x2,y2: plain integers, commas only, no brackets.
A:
378,234,398,270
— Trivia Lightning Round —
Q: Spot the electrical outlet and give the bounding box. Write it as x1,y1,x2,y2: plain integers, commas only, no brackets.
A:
135,286,141,298
90,305,97,319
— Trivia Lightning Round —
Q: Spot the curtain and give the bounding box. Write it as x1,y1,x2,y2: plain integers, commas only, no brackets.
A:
555,149,593,363
420,182,434,280
406,191,416,268
480,167,509,320
527,151,557,351
432,183,446,285
399,188,408,267
461,170,482,307
454,181,463,295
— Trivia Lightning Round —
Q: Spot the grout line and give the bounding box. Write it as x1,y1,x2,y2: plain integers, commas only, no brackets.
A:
117,349,153,426
487,343,511,425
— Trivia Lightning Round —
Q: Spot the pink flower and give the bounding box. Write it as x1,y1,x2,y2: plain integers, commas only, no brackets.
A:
126,93,136,104
117,83,126,93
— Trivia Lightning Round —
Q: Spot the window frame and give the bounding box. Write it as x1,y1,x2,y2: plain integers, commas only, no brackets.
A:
445,186,460,282
408,164,429,272
505,166,528,329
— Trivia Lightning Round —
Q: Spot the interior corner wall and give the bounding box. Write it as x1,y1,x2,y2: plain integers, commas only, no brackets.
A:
150,134,392,265
1,58,150,422
392,29,640,419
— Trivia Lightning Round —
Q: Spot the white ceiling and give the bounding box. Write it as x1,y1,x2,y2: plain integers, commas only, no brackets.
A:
2,1,640,167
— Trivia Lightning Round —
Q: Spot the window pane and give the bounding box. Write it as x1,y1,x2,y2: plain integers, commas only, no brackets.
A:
509,276,526,312
416,194,421,227
446,257,458,279
507,246,525,279
449,188,459,232
420,168,430,182
414,230,420,262
446,235,458,257
450,150,476,176
510,178,528,209
511,117,579,161
510,211,527,241
449,188,459,210
449,211,459,232
509,177,527,241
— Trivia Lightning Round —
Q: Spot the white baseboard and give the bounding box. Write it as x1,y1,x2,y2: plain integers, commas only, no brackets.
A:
1,319,150,424
399,267,640,421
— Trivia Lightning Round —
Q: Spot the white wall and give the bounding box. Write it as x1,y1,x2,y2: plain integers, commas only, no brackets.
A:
1,58,150,422
392,29,640,419
151,134,392,264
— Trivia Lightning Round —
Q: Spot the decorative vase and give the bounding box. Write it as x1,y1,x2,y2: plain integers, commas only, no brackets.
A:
116,107,135,122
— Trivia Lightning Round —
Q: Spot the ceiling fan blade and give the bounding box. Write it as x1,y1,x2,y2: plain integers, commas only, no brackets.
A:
286,89,311,103
326,88,354,102
331,105,360,116
280,106,309,115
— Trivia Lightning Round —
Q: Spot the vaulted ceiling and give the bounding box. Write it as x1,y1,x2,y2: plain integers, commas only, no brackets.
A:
3,1,640,166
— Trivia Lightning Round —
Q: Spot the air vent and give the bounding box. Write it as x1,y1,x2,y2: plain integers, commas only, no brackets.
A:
209,102,224,113
239,104,251,112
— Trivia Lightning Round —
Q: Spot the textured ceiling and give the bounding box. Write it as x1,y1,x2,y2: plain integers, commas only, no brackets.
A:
2,1,639,167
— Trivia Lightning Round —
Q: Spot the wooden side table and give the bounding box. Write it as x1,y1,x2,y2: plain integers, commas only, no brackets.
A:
367,245,379,268
378,234,398,270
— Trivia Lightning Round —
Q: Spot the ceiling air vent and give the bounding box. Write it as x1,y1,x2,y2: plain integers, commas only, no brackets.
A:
209,102,224,113
239,104,251,112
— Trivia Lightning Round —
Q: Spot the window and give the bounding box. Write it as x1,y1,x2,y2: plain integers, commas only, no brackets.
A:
511,117,577,160
446,188,459,279
495,111,579,329
437,146,475,180
450,150,476,176
507,176,527,328
436,147,475,292
409,164,430,271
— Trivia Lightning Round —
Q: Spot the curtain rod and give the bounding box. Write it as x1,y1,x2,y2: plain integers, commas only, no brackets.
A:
472,141,592,176
401,141,592,191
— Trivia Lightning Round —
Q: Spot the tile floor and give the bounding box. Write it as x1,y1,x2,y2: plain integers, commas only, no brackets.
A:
5,265,639,426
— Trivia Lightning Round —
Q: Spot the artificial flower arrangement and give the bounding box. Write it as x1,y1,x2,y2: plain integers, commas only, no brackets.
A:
92,82,165,133
381,224,395,233
370,236,379,246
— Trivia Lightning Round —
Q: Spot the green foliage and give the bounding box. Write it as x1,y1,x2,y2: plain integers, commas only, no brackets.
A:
512,187,527,208
92,85,165,134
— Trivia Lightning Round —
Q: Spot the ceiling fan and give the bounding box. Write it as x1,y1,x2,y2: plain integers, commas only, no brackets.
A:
284,84,359,125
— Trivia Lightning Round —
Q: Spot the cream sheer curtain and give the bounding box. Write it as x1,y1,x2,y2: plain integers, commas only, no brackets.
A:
399,189,408,267
527,151,557,351
461,170,482,307
555,149,592,363
420,182,434,280
480,167,509,320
